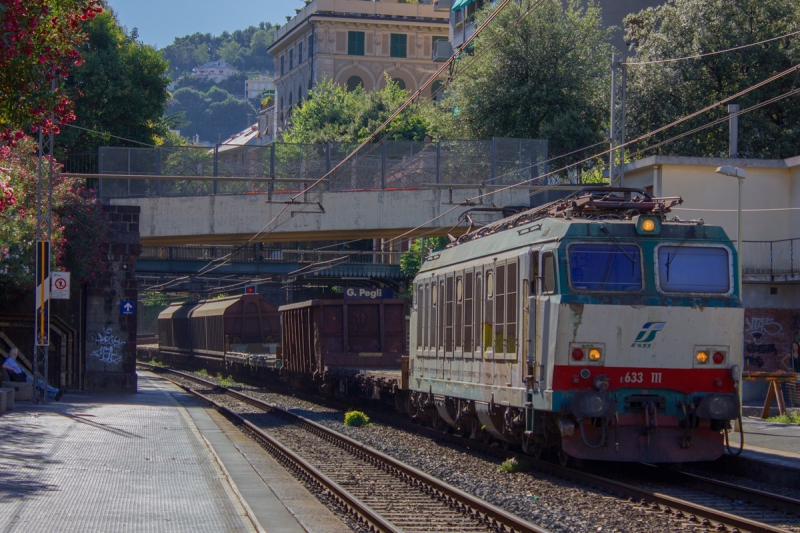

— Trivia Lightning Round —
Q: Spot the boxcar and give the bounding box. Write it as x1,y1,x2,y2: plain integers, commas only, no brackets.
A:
280,298,407,376
188,294,281,359
157,302,196,356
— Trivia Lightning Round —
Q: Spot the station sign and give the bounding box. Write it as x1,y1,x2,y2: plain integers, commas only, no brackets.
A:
344,288,393,299
51,272,71,300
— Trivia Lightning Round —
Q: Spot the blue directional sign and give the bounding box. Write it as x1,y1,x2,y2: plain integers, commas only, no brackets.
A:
120,300,136,315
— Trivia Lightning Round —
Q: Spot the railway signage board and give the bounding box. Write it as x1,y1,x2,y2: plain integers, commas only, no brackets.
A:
120,300,136,315
51,272,71,299
35,240,50,346
344,288,393,299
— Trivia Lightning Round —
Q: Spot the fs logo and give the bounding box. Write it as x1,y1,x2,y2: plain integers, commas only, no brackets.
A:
631,322,666,348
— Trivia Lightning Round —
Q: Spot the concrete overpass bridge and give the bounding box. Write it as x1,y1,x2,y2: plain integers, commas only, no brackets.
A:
72,139,585,294
93,138,561,246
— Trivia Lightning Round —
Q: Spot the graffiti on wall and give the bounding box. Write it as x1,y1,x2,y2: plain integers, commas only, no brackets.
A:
88,328,126,365
744,309,800,372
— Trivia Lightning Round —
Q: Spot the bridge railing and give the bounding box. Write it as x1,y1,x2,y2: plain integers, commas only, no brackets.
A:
140,245,406,265
742,238,799,279
92,137,549,198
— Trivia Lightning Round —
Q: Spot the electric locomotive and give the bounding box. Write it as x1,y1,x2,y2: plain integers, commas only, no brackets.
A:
407,188,743,464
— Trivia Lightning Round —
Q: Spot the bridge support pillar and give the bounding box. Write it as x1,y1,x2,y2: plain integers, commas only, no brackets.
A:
83,205,142,392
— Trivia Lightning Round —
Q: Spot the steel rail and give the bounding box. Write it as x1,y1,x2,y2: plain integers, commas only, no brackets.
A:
138,363,794,533
141,364,550,533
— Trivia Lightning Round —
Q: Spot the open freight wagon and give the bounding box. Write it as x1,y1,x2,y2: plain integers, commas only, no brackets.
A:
279,298,407,377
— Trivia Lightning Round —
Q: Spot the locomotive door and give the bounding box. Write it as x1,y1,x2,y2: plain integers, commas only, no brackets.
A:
526,250,540,389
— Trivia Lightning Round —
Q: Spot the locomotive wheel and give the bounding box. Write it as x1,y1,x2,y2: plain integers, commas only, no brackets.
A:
431,410,447,432
557,445,572,467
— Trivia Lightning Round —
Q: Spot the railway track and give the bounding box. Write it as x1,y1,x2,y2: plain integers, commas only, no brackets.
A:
139,363,800,533
140,364,547,533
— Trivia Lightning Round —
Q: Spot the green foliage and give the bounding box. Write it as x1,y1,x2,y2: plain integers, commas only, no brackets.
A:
0,0,102,145
147,358,164,366
197,368,209,376
343,410,370,427
400,237,449,279
441,0,613,167
766,411,800,424
169,86,256,143
283,76,432,144
161,22,278,78
141,291,171,307
499,457,528,473
219,374,235,387
624,0,800,159
0,137,109,298
56,7,171,155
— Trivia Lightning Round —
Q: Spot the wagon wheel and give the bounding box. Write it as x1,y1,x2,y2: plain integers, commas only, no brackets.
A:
521,437,544,460
501,439,512,451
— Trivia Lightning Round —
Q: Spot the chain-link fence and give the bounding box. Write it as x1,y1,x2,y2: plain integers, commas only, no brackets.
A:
97,137,549,198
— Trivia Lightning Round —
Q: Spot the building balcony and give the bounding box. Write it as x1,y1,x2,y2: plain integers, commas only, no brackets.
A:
432,39,453,61
433,0,452,11
743,238,800,282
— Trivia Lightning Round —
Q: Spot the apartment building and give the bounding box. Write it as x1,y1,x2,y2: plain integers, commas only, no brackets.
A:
267,0,449,129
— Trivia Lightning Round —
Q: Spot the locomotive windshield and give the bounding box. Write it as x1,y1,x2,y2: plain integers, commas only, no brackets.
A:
657,246,730,293
568,244,642,291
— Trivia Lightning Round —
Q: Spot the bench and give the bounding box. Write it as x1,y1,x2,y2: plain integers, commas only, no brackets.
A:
1,368,33,402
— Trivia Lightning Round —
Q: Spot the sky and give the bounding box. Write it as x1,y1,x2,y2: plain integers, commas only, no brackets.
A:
106,0,302,49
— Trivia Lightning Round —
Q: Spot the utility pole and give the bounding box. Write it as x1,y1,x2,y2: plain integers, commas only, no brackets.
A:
33,82,55,404
609,53,627,187
728,104,740,157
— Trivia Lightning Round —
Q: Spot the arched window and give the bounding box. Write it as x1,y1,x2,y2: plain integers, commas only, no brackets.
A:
391,78,406,90
346,75,363,91
298,86,303,103
308,79,312,92
431,80,444,101
289,93,293,107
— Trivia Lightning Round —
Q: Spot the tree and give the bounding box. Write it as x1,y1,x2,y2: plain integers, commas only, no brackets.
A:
442,0,613,164
0,136,109,298
400,237,449,279
168,86,256,142
0,0,103,146
284,77,432,144
160,23,278,78
217,40,244,69
55,7,171,155
624,0,800,159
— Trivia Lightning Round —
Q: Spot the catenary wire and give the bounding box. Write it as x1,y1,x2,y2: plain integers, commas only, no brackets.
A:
625,29,800,66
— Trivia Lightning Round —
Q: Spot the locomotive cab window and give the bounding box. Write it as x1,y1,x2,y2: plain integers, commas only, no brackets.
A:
486,271,494,298
657,245,731,294
568,243,641,292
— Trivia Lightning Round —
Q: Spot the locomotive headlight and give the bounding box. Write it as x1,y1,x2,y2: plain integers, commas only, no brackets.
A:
635,215,662,235
695,351,709,364
588,348,602,361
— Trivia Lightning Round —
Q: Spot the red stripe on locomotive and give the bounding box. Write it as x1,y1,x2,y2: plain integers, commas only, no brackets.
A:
552,366,735,394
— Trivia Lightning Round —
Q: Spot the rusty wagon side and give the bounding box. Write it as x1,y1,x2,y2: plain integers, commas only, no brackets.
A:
187,294,281,360
279,298,407,376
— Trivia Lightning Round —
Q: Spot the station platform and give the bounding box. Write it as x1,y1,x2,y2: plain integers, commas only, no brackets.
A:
712,416,800,485
0,371,351,533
